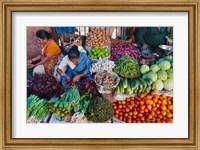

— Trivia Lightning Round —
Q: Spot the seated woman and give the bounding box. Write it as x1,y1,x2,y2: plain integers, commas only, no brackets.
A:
27,30,61,75
56,45,92,86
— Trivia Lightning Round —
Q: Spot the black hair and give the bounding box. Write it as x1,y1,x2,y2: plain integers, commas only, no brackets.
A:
36,30,52,40
68,45,80,59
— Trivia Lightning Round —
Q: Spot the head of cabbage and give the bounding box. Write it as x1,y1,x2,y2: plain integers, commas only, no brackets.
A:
140,64,150,74
146,72,157,82
157,70,168,81
152,80,164,91
150,64,160,73
158,60,171,70
163,79,173,91
167,68,173,79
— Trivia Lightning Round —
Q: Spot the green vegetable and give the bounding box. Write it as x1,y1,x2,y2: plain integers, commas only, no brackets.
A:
158,60,171,71
150,64,160,73
152,80,164,91
140,64,150,74
163,79,173,91
86,97,114,122
123,78,128,89
146,72,157,82
113,56,141,79
157,70,168,81
164,56,173,62
166,68,173,79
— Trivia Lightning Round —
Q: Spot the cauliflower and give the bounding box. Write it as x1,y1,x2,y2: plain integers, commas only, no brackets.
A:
140,64,150,74
157,70,168,81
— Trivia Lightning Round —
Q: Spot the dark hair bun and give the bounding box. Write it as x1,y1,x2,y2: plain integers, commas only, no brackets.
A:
36,30,52,40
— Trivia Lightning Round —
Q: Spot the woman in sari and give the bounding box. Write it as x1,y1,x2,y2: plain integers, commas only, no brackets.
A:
27,30,61,75
56,45,92,86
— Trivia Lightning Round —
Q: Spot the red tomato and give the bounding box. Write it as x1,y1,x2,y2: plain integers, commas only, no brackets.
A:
127,118,132,123
115,110,119,114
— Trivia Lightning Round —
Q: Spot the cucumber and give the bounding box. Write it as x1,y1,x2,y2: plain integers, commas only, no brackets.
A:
140,78,147,89
127,82,132,92
116,86,121,94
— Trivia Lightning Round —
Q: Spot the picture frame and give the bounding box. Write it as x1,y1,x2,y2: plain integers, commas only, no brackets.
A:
0,0,199,149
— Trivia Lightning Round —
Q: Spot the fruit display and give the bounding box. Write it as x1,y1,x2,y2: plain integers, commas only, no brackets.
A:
116,78,152,96
86,96,114,122
113,56,141,79
27,94,49,121
28,74,65,100
86,28,111,47
140,56,173,91
110,42,141,61
47,85,80,117
112,92,173,123
90,59,115,73
88,46,110,60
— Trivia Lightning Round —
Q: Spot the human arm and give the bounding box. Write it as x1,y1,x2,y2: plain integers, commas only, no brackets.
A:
136,27,149,50
27,54,42,64
28,55,53,68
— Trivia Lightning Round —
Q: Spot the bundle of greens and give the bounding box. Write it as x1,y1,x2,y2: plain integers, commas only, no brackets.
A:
86,96,114,123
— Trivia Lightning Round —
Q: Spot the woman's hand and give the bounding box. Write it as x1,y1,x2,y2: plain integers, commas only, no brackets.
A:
141,43,149,50
27,59,33,64
28,64,36,68
73,75,81,83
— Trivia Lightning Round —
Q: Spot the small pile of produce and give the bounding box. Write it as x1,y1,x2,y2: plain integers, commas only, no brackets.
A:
79,78,101,96
113,56,141,79
140,56,173,91
86,96,114,122
28,74,65,100
88,46,110,60
86,28,111,47
94,71,119,87
27,94,49,122
76,92,92,114
116,78,152,96
110,43,141,61
47,85,80,117
90,59,115,73
112,92,173,123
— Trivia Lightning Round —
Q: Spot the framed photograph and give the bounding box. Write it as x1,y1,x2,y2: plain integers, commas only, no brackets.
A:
0,0,199,149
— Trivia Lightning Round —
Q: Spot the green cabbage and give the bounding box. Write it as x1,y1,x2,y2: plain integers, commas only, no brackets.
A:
146,72,157,82
157,70,168,81
158,60,171,70
150,64,160,73
164,56,173,62
163,79,173,91
152,80,164,91
140,64,150,74
167,68,173,79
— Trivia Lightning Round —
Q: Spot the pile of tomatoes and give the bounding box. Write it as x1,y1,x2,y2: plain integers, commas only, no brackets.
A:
112,91,173,123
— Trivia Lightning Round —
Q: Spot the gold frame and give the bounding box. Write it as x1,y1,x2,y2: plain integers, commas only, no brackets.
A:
0,0,199,149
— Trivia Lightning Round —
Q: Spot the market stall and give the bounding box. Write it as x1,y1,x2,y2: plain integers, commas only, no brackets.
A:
27,27,173,123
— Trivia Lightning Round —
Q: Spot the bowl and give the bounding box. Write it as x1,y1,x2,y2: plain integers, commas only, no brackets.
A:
159,45,173,51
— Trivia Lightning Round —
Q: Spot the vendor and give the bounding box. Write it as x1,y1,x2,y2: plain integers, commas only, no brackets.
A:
27,30,61,75
56,45,92,86
136,27,170,53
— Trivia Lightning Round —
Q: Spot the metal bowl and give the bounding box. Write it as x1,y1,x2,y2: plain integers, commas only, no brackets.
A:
159,45,173,51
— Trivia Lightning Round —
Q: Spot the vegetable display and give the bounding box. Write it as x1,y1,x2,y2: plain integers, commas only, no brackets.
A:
113,92,173,123
47,85,80,117
116,78,152,95
113,56,141,79
79,78,101,96
28,74,65,100
27,94,49,121
86,28,111,47
94,72,119,87
90,59,115,73
140,56,173,91
88,46,110,60
86,96,114,122
110,43,141,61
